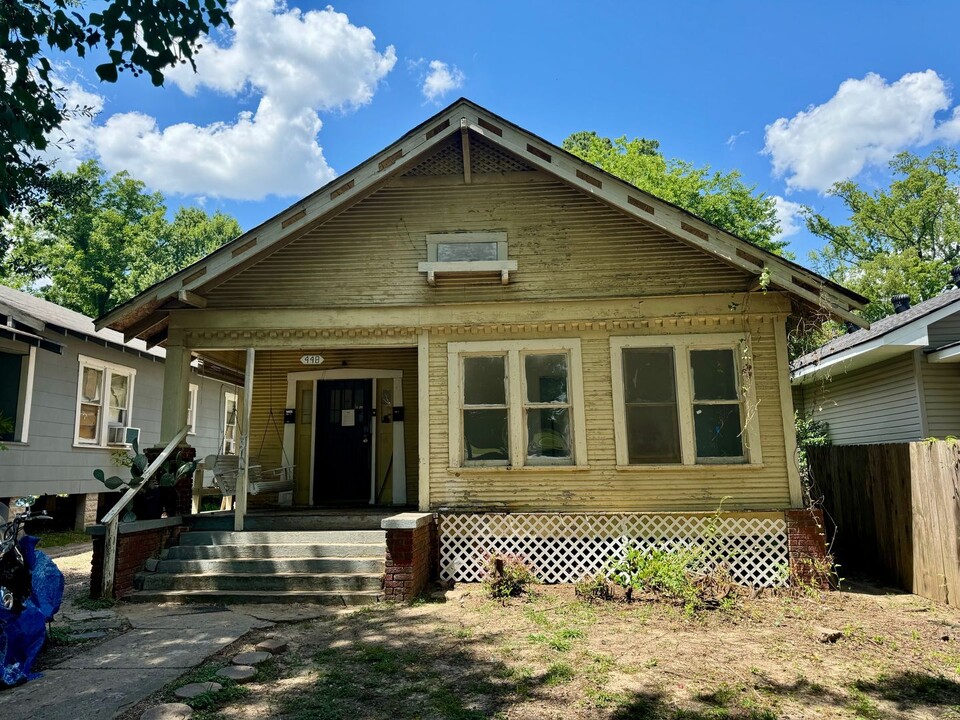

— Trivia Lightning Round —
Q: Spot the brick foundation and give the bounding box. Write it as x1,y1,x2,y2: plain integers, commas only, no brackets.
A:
90,520,184,599
383,514,436,602
785,508,830,588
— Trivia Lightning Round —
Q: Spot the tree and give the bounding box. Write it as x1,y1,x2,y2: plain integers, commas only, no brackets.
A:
2,160,241,317
806,148,960,321
1,0,232,218
563,132,788,255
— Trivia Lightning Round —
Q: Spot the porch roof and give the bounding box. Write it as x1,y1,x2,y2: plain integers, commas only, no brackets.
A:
95,98,869,346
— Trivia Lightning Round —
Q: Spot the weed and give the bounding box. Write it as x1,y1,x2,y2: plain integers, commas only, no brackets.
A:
34,530,89,548
482,554,537,599
454,627,473,639
543,662,576,685
73,596,116,610
528,627,584,652
47,625,90,646
607,544,702,607
187,684,249,711
847,689,882,719
574,573,615,602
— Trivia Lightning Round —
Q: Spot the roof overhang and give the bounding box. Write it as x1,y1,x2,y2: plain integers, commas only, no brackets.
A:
0,325,64,354
96,98,869,343
928,342,960,363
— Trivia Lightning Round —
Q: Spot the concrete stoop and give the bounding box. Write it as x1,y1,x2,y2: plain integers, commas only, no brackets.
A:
128,529,386,606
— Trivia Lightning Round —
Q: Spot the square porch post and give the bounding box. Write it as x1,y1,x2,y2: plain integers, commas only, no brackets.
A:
235,348,255,531
160,334,192,445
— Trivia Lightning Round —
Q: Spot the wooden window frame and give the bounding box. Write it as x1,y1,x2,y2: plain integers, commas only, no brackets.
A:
74,354,136,448
426,231,508,262
0,342,36,444
222,390,238,455
448,339,588,469
187,383,199,435
610,334,762,467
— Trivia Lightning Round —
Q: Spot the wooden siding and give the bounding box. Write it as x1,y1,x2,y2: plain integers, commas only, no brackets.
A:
204,177,751,309
0,334,227,497
795,353,923,445
927,308,960,348
920,358,960,438
428,315,793,512
246,348,419,505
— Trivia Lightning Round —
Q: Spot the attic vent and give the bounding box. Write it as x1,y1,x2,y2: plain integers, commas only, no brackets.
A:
526,144,551,162
378,149,403,171
628,196,655,215
891,294,911,313
680,222,709,241
477,118,503,136
576,170,602,188
425,119,450,140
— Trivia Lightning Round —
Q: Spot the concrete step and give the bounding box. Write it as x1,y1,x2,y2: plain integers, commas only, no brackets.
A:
137,572,383,593
179,530,386,546
187,513,392,532
155,557,385,575
126,589,382,606
164,542,382,560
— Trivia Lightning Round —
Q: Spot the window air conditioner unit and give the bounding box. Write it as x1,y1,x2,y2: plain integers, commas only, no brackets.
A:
107,426,139,446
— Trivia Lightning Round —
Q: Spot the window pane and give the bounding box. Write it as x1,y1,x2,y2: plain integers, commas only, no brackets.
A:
79,404,100,441
690,349,738,401
525,354,568,403
82,367,103,403
526,407,570,459
463,356,506,405
463,409,509,461
109,374,129,423
694,404,744,458
623,348,676,403
625,404,681,463
437,242,499,262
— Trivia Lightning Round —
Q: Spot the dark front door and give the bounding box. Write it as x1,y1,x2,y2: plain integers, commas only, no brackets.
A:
314,379,372,504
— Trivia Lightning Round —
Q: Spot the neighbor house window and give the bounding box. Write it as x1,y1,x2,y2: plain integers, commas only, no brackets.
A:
610,335,761,466
448,339,587,468
0,345,36,443
222,391,238,455
187,384,199,435
75,355,136,446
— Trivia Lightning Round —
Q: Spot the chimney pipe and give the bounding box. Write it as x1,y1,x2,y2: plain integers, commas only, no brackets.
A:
891,294,911,314
952,266,960,289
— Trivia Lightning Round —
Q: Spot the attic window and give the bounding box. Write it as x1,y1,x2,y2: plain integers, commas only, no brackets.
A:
419,232,517,286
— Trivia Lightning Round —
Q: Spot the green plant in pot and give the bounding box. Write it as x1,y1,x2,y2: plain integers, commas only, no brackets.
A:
93,438,198,521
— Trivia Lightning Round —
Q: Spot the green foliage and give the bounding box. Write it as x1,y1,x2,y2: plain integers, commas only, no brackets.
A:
0,412,13,450
795,411,830,476
482,554,537,599
93,437,198,496
3,161,241,317
0,0,232,218
563,131,788,255
73,596,116,611
806,147,960,321
573,573,615,602
607,545,702,606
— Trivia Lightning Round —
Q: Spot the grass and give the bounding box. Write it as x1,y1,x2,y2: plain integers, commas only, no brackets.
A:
35,530,89,548
47,625,92,646
73,596,117,611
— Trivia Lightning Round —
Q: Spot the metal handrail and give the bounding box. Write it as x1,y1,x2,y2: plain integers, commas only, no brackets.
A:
100,425,190,597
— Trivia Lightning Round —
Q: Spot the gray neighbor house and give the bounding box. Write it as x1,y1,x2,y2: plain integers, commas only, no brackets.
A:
792,267,960,444
0,285,242,529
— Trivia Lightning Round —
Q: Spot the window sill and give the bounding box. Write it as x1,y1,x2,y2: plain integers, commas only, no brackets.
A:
72,443,131,451
615,463,764,471
418,260,518,286
1,441,28,447
449,465,591,474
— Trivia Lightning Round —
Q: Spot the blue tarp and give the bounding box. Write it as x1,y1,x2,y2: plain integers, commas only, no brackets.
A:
0,536,65,686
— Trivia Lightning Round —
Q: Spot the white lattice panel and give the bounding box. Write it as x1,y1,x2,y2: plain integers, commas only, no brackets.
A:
438,513,789,588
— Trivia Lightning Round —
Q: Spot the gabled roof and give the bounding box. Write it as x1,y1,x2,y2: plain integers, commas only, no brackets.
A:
96,98,868,343
0,284,163,359
791,286,960,383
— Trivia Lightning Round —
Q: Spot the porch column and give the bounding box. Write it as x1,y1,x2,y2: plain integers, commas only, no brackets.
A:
235,348,255,531
160,334,192,444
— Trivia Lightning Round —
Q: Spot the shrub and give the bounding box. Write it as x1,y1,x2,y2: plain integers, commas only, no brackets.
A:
482,554,537,599
607,545,701,605
574,573,614,602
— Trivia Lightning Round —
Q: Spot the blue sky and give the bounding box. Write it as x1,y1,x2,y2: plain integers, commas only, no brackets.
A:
49,1,960,267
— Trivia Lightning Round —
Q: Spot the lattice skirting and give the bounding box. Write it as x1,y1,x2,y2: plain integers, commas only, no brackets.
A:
438,512,790,588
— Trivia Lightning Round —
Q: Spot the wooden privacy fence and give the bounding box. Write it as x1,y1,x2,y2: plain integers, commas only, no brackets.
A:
809,441,960,606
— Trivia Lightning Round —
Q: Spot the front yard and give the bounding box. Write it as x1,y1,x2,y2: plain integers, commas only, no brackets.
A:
120,581,960,720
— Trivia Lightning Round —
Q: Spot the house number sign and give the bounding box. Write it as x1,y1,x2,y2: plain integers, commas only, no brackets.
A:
300,354,324,366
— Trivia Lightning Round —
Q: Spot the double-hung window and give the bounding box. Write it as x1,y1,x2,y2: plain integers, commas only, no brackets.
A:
75,355,136,446
187,384,199,435
449,339,587,468
611,334,761,466
222,391,238,455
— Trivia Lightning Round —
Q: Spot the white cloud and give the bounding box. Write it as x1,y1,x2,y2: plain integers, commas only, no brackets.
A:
421,60,465,102
771,195,804,241
726,130,747,149
39,79,104,172
764,70,960,192
43,0,397,201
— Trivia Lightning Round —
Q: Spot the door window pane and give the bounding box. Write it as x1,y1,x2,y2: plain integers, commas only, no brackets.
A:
526,407,570,459
463,356,506,405
524,354,568,403
690,349,738,401
623,348,676,403
463,409,509,461
694,404,744,458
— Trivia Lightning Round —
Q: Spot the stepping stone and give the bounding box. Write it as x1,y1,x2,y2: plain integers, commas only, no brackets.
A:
175,682,222,699
141,703,192,720
217,665,256,683
232,651,271,665
68,630,108,641
256,638,288,655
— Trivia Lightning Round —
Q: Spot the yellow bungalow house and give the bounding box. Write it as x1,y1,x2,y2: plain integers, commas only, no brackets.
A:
94,99,867,602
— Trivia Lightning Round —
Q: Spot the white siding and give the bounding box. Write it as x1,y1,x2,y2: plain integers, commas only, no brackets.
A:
927,309,960,348
796,353,923,445
920,359,960,439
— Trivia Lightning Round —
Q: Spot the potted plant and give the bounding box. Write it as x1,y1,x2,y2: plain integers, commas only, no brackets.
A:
93,439,198,521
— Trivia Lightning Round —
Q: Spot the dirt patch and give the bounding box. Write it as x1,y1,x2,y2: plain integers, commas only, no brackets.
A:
113,582,960,719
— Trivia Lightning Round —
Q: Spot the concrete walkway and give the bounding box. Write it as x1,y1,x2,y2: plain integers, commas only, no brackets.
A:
0,604,273,720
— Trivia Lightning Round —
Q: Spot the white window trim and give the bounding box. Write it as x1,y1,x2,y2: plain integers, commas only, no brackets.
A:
0,343,36,444
187,383,199,435
74,354,137,448
610,333,763,467
222,390,239,455
447,338,588,469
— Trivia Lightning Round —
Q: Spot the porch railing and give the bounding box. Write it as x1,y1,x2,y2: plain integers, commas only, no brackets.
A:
100,425,189,598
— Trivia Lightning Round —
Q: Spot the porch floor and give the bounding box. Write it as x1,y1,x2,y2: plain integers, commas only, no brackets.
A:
184,507,407,531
